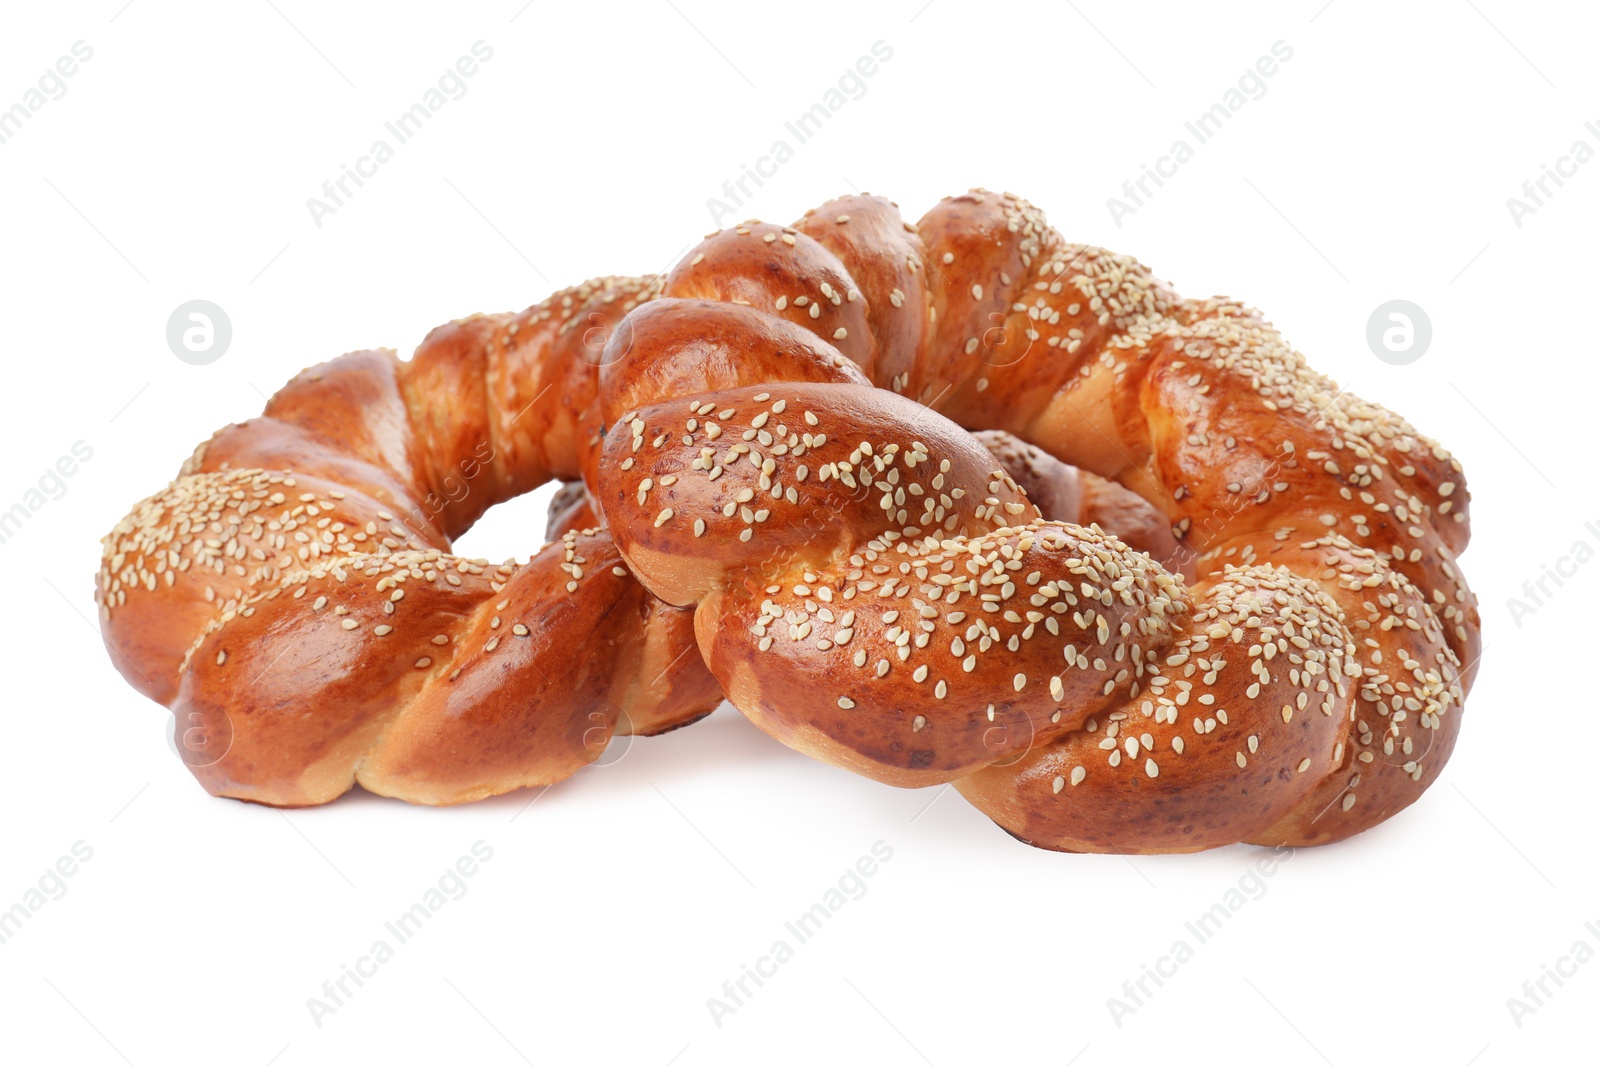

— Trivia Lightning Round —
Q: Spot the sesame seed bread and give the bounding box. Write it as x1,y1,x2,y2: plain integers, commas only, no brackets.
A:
97,280,721,806
594,189,1478,852
96,187,1478,852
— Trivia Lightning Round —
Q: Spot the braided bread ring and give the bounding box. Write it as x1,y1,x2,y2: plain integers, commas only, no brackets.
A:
97,187,1477,854
590,189,1477,853
97,282,720,806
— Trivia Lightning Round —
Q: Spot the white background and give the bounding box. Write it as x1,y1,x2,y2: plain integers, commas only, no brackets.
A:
1,1,1594,1064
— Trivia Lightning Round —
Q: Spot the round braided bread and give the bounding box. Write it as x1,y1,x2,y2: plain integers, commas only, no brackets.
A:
97,279,722,806
97,187,1477,852
588,189,1478,852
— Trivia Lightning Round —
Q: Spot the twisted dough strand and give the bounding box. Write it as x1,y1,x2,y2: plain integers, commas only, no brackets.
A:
593,189,1477,852
97,277,719,805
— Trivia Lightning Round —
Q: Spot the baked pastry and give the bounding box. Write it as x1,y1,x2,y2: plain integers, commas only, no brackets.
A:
97,188,1478,852
589,190,1477,852
97,280,721,806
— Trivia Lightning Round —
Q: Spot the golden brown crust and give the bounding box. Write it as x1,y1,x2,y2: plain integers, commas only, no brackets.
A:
592,187,1478,852
954,564,1356,853
99,187,1478,852
542,482,720,737
97,280,718,806
972,429,1184,573
693,521,1189,787
597,381,1041,605
177,531,657,806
